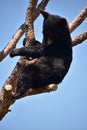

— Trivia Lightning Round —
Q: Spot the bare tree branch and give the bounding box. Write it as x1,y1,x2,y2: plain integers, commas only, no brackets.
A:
33,0,49,21
69,6,87,33
0,25,24,62
0,62,20,120
72,30,87,46
69,6,87,46
24,0,38,45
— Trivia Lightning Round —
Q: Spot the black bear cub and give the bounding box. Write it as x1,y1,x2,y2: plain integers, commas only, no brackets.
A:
10,11,72,98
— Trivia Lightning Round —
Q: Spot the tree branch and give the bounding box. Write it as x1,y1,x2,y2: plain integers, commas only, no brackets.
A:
69,6,87,33
69,6,87,46
24,0,38,45
0,24,24,62
72,30,87,47
33,0,49,21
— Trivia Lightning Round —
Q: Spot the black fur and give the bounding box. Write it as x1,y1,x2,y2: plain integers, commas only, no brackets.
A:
10,11,72,98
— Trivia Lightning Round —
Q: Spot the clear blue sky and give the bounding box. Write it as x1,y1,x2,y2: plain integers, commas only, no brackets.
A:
0,1,87,130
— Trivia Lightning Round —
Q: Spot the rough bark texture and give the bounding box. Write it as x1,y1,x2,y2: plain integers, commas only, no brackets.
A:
0,1,87,121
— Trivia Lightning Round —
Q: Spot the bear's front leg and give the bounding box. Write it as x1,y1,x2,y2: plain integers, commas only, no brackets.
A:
10,47,30,57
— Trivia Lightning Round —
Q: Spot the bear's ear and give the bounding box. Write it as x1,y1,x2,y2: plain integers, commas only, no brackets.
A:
40,10,49,19
59,18,67,27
